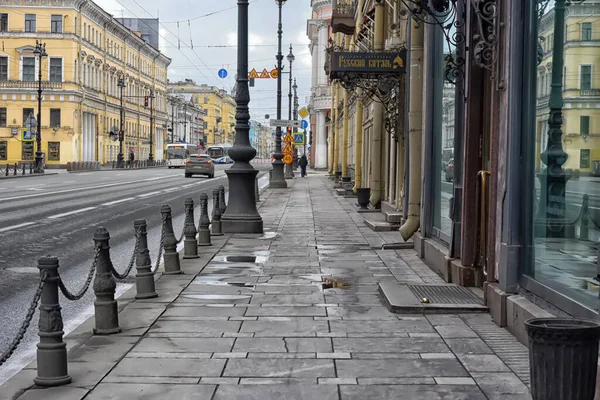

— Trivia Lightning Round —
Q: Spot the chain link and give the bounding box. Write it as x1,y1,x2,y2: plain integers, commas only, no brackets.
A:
111,230,140,280
175,206,190,244
152,214,167,274
0,270,47,366
59,244,100,301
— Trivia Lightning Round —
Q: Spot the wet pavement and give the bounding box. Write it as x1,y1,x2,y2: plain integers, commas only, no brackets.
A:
1,172,532,399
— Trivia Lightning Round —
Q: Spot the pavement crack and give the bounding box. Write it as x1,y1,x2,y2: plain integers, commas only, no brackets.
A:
283,337,290,353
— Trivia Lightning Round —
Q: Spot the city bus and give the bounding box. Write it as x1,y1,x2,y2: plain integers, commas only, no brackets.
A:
166,143,198,168
207,144,233,164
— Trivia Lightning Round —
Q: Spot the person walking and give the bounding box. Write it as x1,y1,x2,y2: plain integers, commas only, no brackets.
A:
299,154,308,177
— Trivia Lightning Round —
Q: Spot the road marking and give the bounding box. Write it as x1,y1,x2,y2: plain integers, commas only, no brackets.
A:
0,222,35,233
48,207,96,219
16,184,47,188
138,191,162,198
102,197,135,206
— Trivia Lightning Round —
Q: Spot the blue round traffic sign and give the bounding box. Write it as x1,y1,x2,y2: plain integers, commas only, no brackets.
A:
300,120,309,129
218,69,228,79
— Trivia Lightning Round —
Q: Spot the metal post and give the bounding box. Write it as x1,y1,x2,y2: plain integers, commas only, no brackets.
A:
93,227,121,335
117,78,125,168
34,256,71,386
198,193,212,245
270,0,287,188
134,219,157,299
183,103,187,143
149,89,154,162
183,198,199,259
284,43,295,180
34,40,46,174
161,205,182,274
212,188,223,236
219,185,227,215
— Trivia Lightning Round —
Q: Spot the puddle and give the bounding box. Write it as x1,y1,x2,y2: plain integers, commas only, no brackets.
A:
189,281,254,289
182,294,251,300
204,267,262,275
213,255,269,264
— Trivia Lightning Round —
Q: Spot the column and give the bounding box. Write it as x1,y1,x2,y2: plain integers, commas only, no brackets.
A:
82,113,88,161
318,23,328,85
315,110,328,169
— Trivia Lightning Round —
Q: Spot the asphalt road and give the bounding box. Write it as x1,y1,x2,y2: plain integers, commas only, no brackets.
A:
0,164,269,383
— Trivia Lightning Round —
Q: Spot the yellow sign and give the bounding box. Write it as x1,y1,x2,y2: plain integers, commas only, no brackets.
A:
260,68,270,78
283,143,293,154
283,154,293,164
270,69,278,79
283,133,294,143
298,107,309,119
248,68,259,79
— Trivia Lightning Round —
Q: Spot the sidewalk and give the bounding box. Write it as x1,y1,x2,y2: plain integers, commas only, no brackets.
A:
1,172,532,400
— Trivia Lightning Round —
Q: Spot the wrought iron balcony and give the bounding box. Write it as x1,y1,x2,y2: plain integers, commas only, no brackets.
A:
0,80,63,89
581,89,600,97
331,0,356,35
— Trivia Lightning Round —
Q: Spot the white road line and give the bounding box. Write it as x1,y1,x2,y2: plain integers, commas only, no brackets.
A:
138,191,162,198
0,222,35,233
102,197,135,206
16,184,47,188
48,207,96,219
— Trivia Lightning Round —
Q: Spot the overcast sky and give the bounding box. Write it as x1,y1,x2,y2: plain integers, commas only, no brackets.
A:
95,0,313,125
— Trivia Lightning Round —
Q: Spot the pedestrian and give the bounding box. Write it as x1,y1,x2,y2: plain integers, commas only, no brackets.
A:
299,154,308,177
129,150,135,168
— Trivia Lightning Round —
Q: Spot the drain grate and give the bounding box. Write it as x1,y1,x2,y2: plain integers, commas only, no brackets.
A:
408,285,483,305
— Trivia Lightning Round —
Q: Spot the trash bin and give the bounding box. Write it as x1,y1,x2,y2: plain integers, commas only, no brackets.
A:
526,317,600,400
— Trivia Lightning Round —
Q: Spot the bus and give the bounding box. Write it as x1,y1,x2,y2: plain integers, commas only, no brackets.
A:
207,144,233,164
166,143,198,168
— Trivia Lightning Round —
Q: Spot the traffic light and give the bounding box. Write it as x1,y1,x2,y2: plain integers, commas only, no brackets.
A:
118,130,124,141
144,96,149,107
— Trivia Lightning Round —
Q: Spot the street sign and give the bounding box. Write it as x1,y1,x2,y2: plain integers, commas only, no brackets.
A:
283,132,294,142
283,143,293,154
270,119,300,128
298,107,309,119
22,129,33,142
300,120,309,129
248,68,259,79
283,154,293,164
294,133,304,145
270,68,278,79
218,69,228,78
260,68,270,78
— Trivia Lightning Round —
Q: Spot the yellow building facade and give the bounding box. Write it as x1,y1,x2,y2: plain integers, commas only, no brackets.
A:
0,0,170,166
536,8,600,174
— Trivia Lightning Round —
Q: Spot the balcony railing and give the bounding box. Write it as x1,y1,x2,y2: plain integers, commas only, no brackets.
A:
331,0,356,35
0,81,63,89
581,89,600,97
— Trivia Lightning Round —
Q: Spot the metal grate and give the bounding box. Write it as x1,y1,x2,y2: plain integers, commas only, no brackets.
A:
408,285,484,305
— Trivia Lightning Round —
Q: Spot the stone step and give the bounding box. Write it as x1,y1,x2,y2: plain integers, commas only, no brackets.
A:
384,211,403,223
363,215,401,232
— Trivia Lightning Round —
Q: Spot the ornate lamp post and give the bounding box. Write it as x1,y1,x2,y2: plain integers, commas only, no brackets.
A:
149,89,154,163
221,0,264,233
284,44,295,179
33,40,47,174
270,0,288,188
117,77,126,168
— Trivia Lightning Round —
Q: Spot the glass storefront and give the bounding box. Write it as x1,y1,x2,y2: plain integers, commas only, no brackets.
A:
526,2,600,312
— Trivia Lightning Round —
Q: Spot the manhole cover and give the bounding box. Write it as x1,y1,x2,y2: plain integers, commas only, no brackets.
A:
408,285,483,305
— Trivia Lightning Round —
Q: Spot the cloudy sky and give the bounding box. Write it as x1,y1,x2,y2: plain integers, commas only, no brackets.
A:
95,0,313,125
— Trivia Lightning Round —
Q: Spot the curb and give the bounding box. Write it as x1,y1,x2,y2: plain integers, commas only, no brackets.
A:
0,172,59,180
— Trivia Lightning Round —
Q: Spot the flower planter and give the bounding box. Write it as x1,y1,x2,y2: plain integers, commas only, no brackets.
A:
356,188,370,210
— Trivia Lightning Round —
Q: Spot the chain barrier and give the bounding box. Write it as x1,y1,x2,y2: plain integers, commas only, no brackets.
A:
152,214,167,274
58,245,100,301
0,270,47,366
175,206,190,244
110,230,140,280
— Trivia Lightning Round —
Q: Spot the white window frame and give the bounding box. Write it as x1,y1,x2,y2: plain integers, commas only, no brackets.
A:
48,56,63,83
20,55,38,82
579,64,593,90
0,55,9,81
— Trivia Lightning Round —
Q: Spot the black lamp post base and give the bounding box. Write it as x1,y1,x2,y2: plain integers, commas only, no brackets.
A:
270,162,287,188
222,168,264,233
34,151,44,174
116,154,124,169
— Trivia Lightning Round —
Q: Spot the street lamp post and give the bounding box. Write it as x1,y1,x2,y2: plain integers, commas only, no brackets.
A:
221,0,263,233
284,44,295,179
292,78,299,171
270,0,288,188
117,77,126,168
149,89,154,163
33,40,47,174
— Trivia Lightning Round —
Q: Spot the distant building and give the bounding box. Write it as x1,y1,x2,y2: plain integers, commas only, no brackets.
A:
115,18,160,49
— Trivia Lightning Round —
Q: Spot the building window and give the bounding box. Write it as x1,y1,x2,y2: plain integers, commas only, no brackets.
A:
49,57,62,82
0,13,7,32
0,141,6,160
24,14,36,32
50,109,61,128
22,108,34,126
83,22,86,39
48,142,60,161
0,56,7,81
51,15,62,33
22,57,35,82
580,65,592,90
74,17,77,35
0,108,5,126
580,115,590,138
582,22,592,41
22,142,34,160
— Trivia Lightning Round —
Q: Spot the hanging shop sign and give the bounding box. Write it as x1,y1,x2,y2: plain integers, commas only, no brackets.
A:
328,51,406,79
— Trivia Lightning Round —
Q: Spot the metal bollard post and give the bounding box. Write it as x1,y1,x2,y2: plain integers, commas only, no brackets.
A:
183,198,199,259
93,227,121,335
5,163,8,176
161,205,183,274
34,256,72,387
13,162,17,176
134,220,157,299
29,163,33,174
218,185,226,215
212,188,223,236
198,193,212,246
580,194,590,241
255,177,260,202
22,163,25,175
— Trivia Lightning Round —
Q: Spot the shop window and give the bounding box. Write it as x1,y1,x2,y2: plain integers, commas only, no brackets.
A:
22,142,34,160
0,141,6,160
24,14,35,32
0,108,5,127
48,142,60,161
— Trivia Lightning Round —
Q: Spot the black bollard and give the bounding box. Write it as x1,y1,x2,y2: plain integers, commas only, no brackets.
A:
22,163,25,175
198,193,212,246
212,188,223,236
92,227,121,335
29,163,33,174
161,205,182,274
218,185,226,215
255,177,260,202
34,256,71,386
13,162,17,176
134,220,157,299
183,198,199,259
5,163,8,176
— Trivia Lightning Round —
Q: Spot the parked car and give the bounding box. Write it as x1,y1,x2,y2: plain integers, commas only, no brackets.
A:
444,158,454,182
184,154,215,178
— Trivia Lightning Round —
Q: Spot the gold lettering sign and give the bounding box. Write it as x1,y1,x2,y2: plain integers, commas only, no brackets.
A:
330,51,406,79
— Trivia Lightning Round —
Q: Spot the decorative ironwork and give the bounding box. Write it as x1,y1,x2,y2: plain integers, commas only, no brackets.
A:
471,0,500,83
